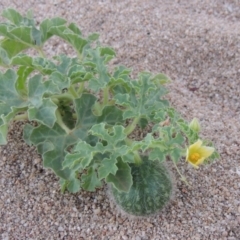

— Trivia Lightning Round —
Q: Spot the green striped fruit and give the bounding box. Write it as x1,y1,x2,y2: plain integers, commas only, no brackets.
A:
111,156,173,216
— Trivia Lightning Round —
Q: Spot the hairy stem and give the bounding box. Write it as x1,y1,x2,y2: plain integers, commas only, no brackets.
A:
37,47,46,58
133,151,142,165
103,87,109,105
172,160,191,187
14,112,28,121
68,85,78,98
51,93,74,102
77,82,85,95
124,117,140,135
55,109,71,134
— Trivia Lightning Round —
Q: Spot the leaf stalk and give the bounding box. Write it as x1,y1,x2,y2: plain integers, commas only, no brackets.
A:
124,117,140,135
55,109,71,134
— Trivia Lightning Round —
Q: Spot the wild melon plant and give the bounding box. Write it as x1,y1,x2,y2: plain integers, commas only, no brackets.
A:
0,9,219,216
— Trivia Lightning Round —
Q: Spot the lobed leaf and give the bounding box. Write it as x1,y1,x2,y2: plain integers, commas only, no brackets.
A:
86,48,111,92
28,123,78,179
98,156,118,180
81,167,102,191
0,69,28,117
106,158,132,193
113,72,169,121
28,98,57,128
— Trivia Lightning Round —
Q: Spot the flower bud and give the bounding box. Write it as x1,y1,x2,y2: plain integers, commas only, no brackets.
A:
189,118,201,133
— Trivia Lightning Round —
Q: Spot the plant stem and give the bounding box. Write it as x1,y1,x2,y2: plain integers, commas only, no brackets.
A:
124,117,140,135
172,160,191,187
77,82,85,95
55,109,71,134
37,47,46,58
103,87,109,105
51,93,74,102
14,112,28,121
125,137,133,146
68,85,78,98
134,151,142,165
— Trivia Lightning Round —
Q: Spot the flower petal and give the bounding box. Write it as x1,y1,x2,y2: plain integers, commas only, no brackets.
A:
195,157,206,166
189,139,202,151
187,160,199,169
188,139,202,156
198,146,215,159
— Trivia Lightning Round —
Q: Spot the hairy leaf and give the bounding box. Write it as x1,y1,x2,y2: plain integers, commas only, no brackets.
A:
81,167,102,191
106,158,132,193
0,69,28,117
29,123,78,179
114,72,168,121
28,98,57,128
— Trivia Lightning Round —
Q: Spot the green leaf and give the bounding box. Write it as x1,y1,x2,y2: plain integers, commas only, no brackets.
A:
0,47,10,66
139,118,148,129
87,33,99,41
29,123,79,179
60,178,68,193
68,23,82,35
16,66,34,96
27,74,45,106
98,157,118,180
0,39,29,60
67,178,81,193
28,98,57,127
75,93,97,130
9,26,35,45
31,26,42,46
96,106,123,125
86,48,110,91
48,71,70,92
153,109,166,121
100,47,115,63
64,123,131,185
74,94,123,141
63,152,83,171
36,141,54,156
89,123,126,145
63,141,106,172
149,148,167,161
64,142,94,170
40,17,67,43
106,158,132,193
113,72,169,121
81,167,102,191
11,53,33,66
54,54,76,74
151,73,171,85
113,65,132,78
2,8,35,27
49,25,88,54
68,64,88,84
0,123,8,145
2,8,23,25
169,133,185,146
170,148,183,163
33,57,56,75
0,69,28,115
23,123,34,146
0,107,24,143
60,104,75,129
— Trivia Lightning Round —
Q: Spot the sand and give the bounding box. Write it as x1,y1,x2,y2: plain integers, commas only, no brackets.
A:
0,0,240,239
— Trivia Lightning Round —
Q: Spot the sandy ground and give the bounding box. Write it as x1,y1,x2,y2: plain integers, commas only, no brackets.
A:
0,0,240,239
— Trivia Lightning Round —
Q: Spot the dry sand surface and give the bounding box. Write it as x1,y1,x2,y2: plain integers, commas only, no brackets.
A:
0,0,240,239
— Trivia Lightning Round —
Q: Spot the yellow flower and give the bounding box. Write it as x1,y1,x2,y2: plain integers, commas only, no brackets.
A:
186,140,214,168
189,118,201,133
